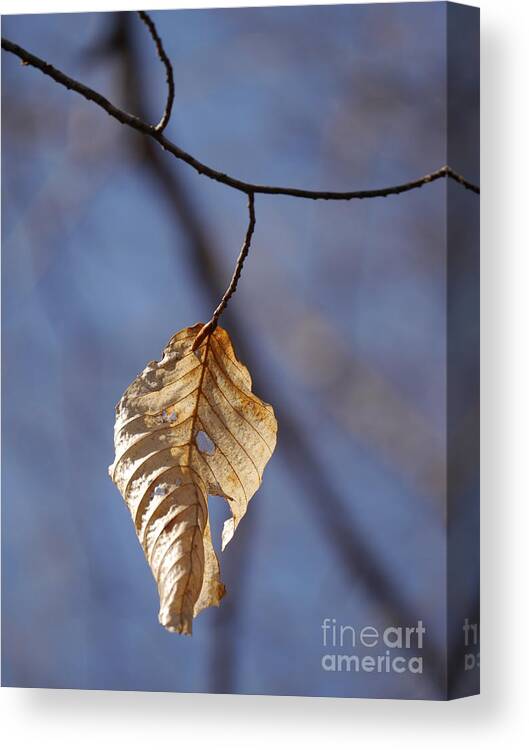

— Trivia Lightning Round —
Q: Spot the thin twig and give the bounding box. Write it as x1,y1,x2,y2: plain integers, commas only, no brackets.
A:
192,193,256,350
1,37,480,199
137,10,174,133
2,27,480,334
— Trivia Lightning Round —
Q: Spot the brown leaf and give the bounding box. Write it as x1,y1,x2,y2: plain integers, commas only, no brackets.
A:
109,324,277,634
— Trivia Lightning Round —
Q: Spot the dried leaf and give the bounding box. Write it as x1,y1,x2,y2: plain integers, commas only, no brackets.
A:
109,324,277,634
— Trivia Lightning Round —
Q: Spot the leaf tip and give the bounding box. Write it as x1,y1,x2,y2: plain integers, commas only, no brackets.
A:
159,612,193,636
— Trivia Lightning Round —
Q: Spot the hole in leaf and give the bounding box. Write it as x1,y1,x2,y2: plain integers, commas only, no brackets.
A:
196,430,215,455
153,479,180,498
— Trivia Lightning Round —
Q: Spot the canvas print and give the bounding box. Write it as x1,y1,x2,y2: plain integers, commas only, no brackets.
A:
1,2,480,700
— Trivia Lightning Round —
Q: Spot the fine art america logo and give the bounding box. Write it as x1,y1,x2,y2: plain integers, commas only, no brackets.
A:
321,618,426,675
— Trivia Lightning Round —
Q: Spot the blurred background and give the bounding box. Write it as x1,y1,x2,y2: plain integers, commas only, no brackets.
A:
1,3,479,699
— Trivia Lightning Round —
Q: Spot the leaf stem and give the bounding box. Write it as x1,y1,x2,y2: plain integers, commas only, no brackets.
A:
192,193,256,350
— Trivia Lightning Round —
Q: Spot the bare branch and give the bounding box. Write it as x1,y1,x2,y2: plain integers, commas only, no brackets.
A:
137,10,175,133
192,193,256,349
1,36,480,199
1,23,480,334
